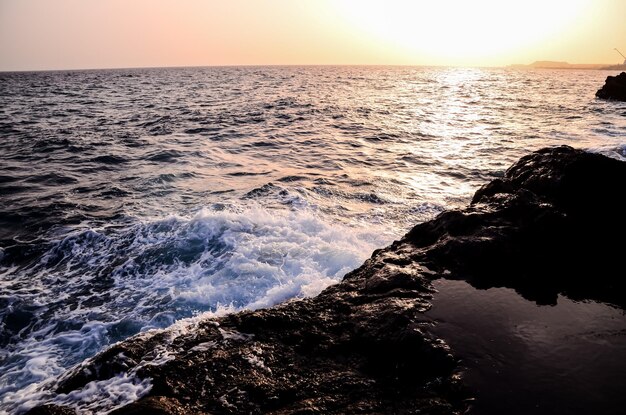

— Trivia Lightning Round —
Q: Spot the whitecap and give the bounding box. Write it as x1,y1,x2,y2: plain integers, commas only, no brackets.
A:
0,205,389,413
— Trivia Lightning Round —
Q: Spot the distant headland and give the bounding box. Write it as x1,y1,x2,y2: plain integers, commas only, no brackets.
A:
509,61,626,70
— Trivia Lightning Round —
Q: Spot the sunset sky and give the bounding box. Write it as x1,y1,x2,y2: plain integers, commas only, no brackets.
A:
1,0,625,71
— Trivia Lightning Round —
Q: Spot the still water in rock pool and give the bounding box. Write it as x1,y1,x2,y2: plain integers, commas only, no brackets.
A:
426,279,626,415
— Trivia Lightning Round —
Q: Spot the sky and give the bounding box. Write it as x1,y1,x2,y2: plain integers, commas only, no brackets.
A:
0,0,625,71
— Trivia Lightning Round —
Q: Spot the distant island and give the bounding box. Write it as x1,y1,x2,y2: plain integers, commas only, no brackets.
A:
509,60,626,70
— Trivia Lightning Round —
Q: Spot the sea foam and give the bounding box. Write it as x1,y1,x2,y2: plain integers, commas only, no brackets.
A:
0,206,388,413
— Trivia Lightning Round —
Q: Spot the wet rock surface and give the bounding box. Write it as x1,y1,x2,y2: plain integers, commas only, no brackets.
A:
28,146,626,414
596,72,626,101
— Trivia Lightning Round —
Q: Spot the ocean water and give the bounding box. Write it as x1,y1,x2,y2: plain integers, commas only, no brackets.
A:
0,66,625,413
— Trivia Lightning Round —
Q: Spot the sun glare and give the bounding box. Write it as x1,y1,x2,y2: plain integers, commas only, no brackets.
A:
333,0,591,64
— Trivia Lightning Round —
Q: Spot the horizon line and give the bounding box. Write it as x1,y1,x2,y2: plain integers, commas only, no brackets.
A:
1,61,620,74
1,63,499,73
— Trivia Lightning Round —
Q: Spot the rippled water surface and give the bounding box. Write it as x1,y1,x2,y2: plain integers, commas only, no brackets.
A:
1,66,625,412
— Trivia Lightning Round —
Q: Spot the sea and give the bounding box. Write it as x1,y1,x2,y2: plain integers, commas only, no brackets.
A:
1,66,625,413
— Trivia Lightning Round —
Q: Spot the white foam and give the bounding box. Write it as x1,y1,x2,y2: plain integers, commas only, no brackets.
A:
0,205,390,413
586,143,626,162
50,373,152,415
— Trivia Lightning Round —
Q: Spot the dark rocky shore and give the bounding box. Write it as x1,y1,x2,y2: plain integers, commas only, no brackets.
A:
28,146,626,415
596,72,626,101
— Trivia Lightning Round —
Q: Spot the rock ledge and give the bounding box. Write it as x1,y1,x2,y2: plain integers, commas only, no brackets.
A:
28,146,626,415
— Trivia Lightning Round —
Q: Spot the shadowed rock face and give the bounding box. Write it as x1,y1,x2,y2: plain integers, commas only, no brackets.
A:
27,146,626,415
409,145,626,306
596,72,626,101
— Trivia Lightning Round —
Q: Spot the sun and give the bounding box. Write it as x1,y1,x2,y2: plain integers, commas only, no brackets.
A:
332,0,591,64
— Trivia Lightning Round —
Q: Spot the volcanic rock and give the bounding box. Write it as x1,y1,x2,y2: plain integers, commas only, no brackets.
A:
596,72,626,101
26,146,626,415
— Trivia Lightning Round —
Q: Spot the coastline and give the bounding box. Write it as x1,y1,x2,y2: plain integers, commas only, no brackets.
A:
24,146,626,415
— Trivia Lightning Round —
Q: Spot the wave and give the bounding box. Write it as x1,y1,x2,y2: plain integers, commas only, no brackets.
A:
586,143,626,162
0,206,389,413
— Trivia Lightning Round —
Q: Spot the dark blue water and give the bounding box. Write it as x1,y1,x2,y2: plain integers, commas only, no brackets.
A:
1,66,625,413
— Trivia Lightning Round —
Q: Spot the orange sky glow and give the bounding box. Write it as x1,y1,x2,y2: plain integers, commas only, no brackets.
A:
0,0,625,71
